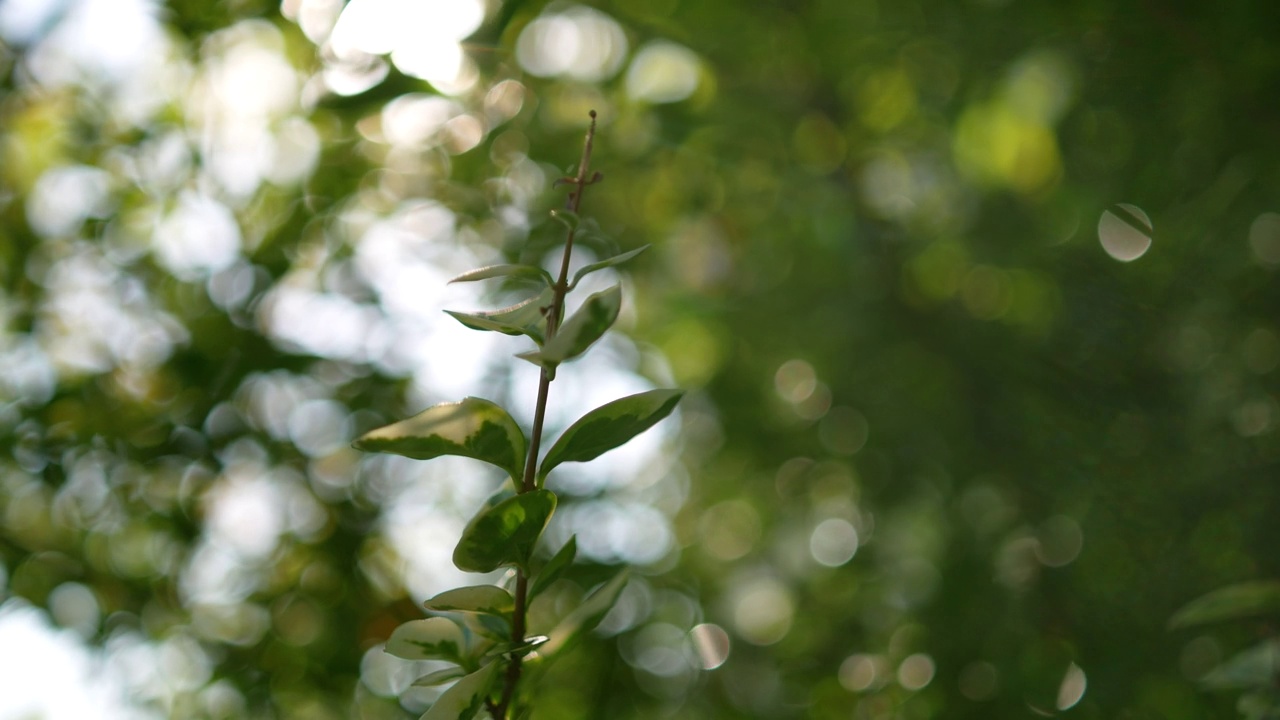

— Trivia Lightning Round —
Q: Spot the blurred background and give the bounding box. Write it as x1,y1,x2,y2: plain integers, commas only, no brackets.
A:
2,0,1279,718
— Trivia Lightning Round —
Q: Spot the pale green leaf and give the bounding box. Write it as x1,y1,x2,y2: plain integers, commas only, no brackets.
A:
540,571,629,658
1170,581,1280,629
445,288,554,344
517,285,620,370
353,397,526,481
411,667,467,687
550,209,579,230
568,246,649,290
421,662,499,720
449,264,553,287
530,536,576,601
481,635,548,662
539,389,683,480
385,617,467,663
425,585,515,617
1200,640,1280,690
453,490,558,573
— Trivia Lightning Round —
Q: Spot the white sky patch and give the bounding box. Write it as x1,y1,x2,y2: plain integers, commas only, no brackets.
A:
0,601,158,720
153,192,242,278
329,0,484,93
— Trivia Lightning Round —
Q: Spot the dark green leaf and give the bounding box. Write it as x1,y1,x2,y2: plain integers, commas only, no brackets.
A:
449,263,554,286
517,284,620,370
384,617,467,663
422,661,499,720
569,246,650,290
353,397,526,481
453,490,558,573
530,535,577,601
424,585,515,617
1170,581,1280,629
539,389,683,480
445,288,554,344
540,571,629,658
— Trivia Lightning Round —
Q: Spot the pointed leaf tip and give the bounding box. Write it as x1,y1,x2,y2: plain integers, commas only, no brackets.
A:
530,535,578,600
446,287,554,345
569,246,650,290
518,284,621,371
353,397,526,481
539,389,683,479
449,264,553,287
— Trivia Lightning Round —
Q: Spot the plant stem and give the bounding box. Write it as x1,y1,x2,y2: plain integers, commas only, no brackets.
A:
489,111,599,720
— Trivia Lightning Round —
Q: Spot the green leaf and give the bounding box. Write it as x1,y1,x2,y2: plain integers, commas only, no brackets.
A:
530,536,577,601
517,285,620,371
539,389,683,480
449,264,553,287
540,571,630,658
550,209,579,230
1200,640,1280,690
1170,581,1280,629
385,617,467,663
445,287,554,345
353,397,526,481
481,635,548,662
425,585,515,617
411,667,467,687
568,246,650,290
453,490,558,573
421,661,499,720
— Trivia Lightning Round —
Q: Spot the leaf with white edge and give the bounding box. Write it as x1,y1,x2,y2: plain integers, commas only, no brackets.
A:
1169,581,1280,629
411,667,467,687
539,389,683,480
445,288,554,344
425,585,515,617
449,264,553,287
568,246,650,290
453,490,557,573
517,285,620,371
540,571,630,658
481,635,548,662
421,662,498,720
354,397,526,481
530,536,577,601
385,617,467,663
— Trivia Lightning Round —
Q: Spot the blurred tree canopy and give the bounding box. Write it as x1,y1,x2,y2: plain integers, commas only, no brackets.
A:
2,0,1280,718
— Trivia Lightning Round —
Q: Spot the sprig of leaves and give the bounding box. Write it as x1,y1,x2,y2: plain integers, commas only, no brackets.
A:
353,113,681,720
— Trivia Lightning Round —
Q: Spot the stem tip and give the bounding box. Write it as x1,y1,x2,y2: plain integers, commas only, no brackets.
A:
589,109,597,119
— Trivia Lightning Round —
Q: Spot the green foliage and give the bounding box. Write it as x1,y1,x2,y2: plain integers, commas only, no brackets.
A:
530,536,577,600
4,1,1280,719
422,663,500,720
568,246,650,291
350,117,681,718
445,288,556,345
517,284,621,371
539,389,685,480
452,490,557,574
1170,582,1280,629
449,264,555,288
353,398,527,482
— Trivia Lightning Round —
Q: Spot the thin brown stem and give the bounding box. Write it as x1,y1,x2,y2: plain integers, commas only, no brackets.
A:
489,111,600,720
